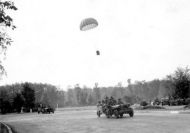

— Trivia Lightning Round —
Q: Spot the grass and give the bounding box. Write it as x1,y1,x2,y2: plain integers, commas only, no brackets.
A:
142,105,165,110
1,106,190,133
184,105,190,109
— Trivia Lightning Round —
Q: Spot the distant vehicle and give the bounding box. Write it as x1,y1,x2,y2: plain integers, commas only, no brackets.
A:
97,103,134,118
38,105,55,114
161,98,170,106
153,99,161,106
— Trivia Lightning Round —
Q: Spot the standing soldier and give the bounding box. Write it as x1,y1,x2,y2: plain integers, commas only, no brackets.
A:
117,98,124,105
105,96,109,105
110,96,117,106
97,101,102,106
102,99,105,105
97,101,103,117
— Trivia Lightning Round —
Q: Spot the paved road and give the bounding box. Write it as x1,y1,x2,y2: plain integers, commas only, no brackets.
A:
1,108,190,133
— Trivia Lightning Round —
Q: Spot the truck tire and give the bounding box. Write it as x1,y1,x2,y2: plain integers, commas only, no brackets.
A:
129,110,134,117
114,110,119,118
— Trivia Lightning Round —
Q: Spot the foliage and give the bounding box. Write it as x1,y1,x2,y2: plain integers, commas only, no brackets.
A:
93,83,101,103
13,93,24,113
57,90,65,107
22,83,35,110
1,67,190,114
123,95,138,104
0,89,12,113
169,67,190,99
0,82,61,113
0,0,17,77
140,101,148,106
185,98,190,105
74,84,82,105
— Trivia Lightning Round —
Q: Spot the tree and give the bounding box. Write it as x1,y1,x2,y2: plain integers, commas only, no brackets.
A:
80,88,89,106
111,83,125,99
42,86,58,108
13,93,24,113
0,89,10,113
74,84,82,105
87,93,94,105
148,79,161,99
22,83,35,111
66,89,77,106
127,79,134,96
171,67,190,99
57,90,65,107
41,91,50,106
0,1,17,77
123,95,133,104
93,83,101,103
158,79,174,98
127,79,131,85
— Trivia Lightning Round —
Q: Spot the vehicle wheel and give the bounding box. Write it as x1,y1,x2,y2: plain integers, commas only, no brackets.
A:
106,114,110,118
129,110,134,117
114,110,119,118
120,113,123,118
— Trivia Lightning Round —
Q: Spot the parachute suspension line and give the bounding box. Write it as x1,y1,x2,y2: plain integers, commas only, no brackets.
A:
80,17,101,81
80,18,100,56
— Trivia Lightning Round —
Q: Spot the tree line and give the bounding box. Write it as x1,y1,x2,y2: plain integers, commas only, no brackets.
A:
0,67,190,114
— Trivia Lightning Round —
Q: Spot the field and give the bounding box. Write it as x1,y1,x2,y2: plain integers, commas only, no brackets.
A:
1,106,190,133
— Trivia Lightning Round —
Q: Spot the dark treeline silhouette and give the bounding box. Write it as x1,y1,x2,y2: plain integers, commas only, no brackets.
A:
0,82,58,114
0,67,190,114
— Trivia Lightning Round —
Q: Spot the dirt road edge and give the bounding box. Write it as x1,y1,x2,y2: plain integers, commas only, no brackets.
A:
0,122,13,133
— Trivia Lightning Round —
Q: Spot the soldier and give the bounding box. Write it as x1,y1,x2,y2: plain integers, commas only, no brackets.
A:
97,101,103,115
97,101,102,107
117,98,124,105
102,99,105,105
110,96,117,106
104,96,109,105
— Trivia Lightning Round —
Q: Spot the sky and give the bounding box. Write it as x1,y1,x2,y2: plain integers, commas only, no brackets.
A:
1,0,190,89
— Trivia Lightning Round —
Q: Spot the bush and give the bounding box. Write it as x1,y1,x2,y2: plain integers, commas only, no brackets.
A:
140,101,148,106
185,98,190,105
143,105,165,110
184,105,190,109
131,104,143,110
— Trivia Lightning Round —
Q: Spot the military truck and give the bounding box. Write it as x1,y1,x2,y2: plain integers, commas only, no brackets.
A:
97,103,134,118
37,104,55,114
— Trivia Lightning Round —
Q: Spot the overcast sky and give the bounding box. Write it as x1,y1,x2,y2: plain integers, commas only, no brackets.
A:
1,0,190,89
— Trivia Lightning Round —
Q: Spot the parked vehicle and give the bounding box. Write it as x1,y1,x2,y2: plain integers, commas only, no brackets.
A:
38,105,55,114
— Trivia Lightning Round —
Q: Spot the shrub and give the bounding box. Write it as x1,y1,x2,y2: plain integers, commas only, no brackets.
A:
185,98,190,105
140,101,148,106
143,105,165,110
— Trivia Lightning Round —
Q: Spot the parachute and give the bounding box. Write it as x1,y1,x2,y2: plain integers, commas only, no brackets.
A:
80,18,100,55
80,18,98,31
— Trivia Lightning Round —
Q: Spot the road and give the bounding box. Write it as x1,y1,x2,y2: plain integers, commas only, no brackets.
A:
1,107,190,133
